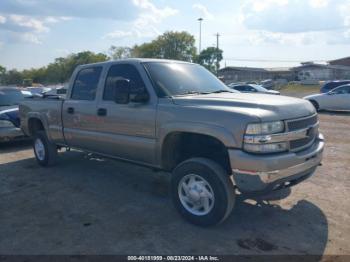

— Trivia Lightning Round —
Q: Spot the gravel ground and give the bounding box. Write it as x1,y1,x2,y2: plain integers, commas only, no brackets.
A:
0,95,349,256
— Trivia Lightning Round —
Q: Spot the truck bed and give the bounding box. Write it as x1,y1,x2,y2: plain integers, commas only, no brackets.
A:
19,96,66,145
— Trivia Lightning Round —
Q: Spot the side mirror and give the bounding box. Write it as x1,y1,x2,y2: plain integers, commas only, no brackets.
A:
130,89,150,103
328,91,335,95
114,79,130,104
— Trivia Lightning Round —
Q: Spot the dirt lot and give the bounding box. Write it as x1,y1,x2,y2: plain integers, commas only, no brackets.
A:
0,93,350,256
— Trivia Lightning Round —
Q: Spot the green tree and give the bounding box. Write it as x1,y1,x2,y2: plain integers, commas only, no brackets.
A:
133,31,197,62
1,69,23,86
0,65,6,84
63,51,108,81
45,51,108,84
196,47,223,74
0,51,109,86
108,46,132,60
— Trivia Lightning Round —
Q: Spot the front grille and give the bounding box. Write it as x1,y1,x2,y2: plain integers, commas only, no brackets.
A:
287,114,319,152
290,136,315,150
287,114,318,131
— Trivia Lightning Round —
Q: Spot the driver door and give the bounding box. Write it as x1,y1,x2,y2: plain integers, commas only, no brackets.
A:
95,63,157,165
336,86,350,110
324,86,350,110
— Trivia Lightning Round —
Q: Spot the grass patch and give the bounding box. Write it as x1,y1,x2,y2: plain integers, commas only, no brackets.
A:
280,84,320,93
279,84,320,98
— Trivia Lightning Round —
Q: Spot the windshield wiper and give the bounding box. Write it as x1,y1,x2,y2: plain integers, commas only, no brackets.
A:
175,91,210,96
208,90,233,94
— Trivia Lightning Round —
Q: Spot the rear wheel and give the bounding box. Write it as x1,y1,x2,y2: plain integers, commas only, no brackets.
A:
310,100,320,111
171,158,235,226
33,131,57,167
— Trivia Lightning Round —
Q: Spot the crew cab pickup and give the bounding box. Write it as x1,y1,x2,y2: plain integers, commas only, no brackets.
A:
20,59,324,226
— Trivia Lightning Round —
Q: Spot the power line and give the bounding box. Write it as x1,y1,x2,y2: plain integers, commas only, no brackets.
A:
223,58,329,63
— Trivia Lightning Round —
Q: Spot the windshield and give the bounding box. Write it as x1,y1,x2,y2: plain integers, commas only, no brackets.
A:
144,62,233,97
0,89,25,106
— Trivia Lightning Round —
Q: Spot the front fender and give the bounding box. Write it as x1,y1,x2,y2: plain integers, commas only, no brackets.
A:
156,122,238,166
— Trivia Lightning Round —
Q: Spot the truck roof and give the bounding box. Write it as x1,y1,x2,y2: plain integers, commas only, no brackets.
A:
76,58,194,69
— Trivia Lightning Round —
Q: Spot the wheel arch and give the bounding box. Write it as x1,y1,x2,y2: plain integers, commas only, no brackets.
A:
27,116,47,137
160,131,232,174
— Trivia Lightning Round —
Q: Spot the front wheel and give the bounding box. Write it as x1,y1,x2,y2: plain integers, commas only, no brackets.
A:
171,158,235,227
33,131,58,167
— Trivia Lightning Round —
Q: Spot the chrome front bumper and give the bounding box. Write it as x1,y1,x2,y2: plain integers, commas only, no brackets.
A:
229,134,324,194
0,127,26,142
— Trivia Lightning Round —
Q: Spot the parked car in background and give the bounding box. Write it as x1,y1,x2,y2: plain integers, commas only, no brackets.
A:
228,83,280,95
260,79,275,89
320,80,350,93
43,86,67,97
304,84,350,111
24,87,51,95
0,87,31,142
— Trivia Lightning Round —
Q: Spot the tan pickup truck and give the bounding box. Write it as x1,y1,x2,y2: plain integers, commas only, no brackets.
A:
20,59,324,226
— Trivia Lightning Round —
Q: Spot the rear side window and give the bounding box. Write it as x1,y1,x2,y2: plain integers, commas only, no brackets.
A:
234,86,245,91
234,85,255,92
103,64,146,101
71,67,102,100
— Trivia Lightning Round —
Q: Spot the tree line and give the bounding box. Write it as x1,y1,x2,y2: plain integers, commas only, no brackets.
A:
0,31,223,86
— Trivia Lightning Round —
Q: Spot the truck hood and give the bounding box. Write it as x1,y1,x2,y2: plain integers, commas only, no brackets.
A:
172,93,315,121
0,105,20,127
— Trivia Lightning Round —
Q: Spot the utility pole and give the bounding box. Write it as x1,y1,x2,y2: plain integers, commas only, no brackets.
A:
215,32,220,75
198,18,203,54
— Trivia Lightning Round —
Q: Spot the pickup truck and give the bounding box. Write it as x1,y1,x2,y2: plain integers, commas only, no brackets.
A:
20,59,324,226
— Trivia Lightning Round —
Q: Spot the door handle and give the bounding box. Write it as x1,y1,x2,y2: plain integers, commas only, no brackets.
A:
67,107,74,114
97,108,107,116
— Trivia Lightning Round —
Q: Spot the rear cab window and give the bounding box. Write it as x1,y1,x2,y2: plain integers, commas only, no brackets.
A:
71,67,102,100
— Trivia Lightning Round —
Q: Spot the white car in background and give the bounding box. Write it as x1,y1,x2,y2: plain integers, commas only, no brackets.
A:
304,84,350,111
228,83,280,95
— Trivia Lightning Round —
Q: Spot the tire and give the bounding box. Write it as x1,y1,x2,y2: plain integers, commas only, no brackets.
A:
171,158,235,227
33,131,58,167
310,100,320,111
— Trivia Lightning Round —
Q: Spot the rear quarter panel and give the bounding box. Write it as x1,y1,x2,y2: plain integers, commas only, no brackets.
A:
20,98,65,144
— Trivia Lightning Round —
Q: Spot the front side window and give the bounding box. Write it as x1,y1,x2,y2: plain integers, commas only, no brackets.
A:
71,67,102,100
333,86,350,94
103,64,146,101
245,86,257,92
233,86,246,92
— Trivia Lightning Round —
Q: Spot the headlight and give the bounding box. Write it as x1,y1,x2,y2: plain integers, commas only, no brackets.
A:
0,120,14,128
244,121,286,153
246,121,284,135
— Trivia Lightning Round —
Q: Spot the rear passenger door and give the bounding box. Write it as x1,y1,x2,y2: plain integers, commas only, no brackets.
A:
62,66,103,151
95,63,157,165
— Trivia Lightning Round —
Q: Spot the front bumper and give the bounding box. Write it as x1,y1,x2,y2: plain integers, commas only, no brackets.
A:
0,127,26,142
229,133,324,194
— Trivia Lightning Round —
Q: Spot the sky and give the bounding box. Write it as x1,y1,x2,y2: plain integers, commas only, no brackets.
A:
0,0,350,70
